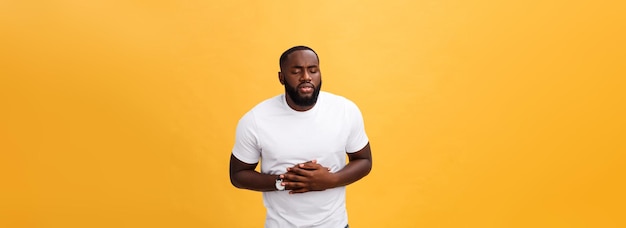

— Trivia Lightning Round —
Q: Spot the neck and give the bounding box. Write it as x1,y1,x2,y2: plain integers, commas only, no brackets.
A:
285,94,315,111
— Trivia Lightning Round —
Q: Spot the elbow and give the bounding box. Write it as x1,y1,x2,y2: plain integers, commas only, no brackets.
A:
365,158,373,176
229,172,244,189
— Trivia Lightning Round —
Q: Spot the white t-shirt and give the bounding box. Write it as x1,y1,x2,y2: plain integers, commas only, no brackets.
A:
232,91,369,228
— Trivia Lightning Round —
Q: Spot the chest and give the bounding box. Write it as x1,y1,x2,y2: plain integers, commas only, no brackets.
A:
256,110,350,170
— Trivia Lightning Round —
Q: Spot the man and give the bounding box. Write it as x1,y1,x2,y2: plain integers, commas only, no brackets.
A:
229,45,372,228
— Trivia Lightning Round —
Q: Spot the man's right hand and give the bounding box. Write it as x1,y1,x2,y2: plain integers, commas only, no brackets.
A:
280,160,337,194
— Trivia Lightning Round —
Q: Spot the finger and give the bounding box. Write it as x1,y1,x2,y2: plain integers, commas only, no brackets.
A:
282,173,306,182
288,166,312,176
289,188,309,194
297,162,324,170
287,160,317,170
286,164,307,172
283,181,305,191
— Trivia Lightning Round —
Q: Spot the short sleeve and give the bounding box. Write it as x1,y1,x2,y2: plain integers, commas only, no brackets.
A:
345,100,369,153
232,111,261,164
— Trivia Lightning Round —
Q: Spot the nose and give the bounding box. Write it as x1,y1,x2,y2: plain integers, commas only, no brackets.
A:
300,71,312,82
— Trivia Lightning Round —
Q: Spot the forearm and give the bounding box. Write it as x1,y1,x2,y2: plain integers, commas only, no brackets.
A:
231,169,279,192
332,158,372,187
229,154,279,192
280,145,372,193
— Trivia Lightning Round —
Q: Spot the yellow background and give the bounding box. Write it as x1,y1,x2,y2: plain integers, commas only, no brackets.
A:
1,0,625,227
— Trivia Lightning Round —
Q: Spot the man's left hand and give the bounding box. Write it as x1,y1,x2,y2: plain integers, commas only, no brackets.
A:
281,160,337,194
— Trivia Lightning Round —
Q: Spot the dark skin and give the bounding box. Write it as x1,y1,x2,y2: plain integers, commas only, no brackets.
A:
229,49,372,193
230,144,372,193
279,49,322,111
281,143,372,194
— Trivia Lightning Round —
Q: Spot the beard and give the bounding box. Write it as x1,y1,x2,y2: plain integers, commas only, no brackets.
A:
285,80,322,107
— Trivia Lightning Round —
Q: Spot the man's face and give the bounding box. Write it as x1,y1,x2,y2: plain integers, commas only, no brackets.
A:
280,50,322,107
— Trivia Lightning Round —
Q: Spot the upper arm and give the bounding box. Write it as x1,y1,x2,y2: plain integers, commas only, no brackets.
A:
345,99,369,153
229,154,258,175
347,142,372,163
229,153,258,187
232,112,261,164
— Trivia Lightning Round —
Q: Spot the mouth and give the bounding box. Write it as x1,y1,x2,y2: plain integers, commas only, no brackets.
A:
298,83,314,94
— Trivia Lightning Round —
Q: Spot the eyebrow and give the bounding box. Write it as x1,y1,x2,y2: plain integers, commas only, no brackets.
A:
291,65,318,69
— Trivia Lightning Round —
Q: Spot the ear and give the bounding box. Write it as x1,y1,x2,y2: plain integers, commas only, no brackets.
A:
278,72,284,85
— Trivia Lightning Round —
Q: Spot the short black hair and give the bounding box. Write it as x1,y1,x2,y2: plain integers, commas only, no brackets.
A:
279,46,319,71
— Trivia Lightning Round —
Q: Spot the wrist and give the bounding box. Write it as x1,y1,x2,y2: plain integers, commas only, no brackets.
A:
275,175,285,191
329,172,341,189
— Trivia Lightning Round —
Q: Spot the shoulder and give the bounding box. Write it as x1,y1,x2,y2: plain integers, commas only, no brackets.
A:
239,94,284,120
319,91,360,110
236,95,281,133
246,94,283,112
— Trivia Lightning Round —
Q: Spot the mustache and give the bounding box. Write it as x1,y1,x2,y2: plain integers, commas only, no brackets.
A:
298,82,315,88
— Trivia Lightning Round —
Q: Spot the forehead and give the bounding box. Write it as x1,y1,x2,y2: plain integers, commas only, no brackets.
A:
285,50,319,66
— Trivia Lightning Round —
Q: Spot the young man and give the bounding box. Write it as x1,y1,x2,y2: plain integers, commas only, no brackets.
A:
229,46,372,228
